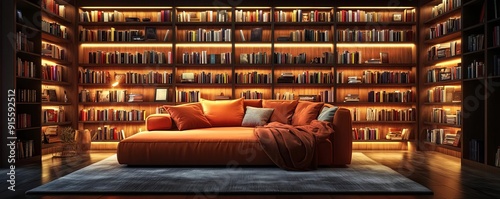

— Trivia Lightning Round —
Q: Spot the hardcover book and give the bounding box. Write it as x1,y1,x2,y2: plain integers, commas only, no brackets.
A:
250,27,263,41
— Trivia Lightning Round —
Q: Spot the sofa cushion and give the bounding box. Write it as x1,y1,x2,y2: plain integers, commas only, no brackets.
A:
291,101,324,126
243,99,262,109
241,106,274,127
200,98,244,127
165,103,212,130
146,114,172,131
262,100,299,124
318,106,339,122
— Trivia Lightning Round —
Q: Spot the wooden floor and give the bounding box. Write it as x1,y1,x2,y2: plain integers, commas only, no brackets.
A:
3,150,500,199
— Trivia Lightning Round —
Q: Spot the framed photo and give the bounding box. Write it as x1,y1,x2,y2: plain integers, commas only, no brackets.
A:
154,88,169,102
145,27,157,41
393,14,402,22
439,71,452,81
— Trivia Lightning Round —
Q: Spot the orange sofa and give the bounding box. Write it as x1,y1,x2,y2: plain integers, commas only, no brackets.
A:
117,100,352,167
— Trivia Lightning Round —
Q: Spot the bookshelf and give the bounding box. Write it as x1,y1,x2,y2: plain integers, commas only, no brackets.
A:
460,0,500,171
41,0,77,152
72,3,419,150
418,0,463,157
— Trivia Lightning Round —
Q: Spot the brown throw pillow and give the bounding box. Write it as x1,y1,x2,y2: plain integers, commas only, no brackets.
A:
200,98,244,127
262,100,299,124
292,101,324,126
165,103,211,130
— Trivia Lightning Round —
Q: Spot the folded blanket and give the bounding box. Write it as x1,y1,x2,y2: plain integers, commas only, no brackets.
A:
254,120,334,171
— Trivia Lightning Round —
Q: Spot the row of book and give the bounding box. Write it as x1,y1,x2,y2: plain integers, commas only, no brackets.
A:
494,26,500,48
79,89,129,103
465,60,484,79
87,50,172,64
234,72,272,84
426,65,462,83
493,55,500,76
176,90,200,102
337,29,414,42
41,20,68,39
42,108,65,123
352,127,380,140
239,52,269,64
287,29,330,42
469,139,484,163
367,90,415,103
41,42,66,60
42,64,64,82
16,32,35,53
338,51,361,64
427,41,461,61
41,0,66,18
79,108,146,121
425,128,461,146
184,72,230,84
336,9,416,22
319,90,334,103
428,17,461,40
17,89,37,102
431,0,462,18
91,126,126,141
240,90,264,99
122,71,173,84
15,140,34,159
427,86,461,103
365,108,416,122
17,114,32,128
430,108,462,125
273,52,307,64
274,10,332,22
274,92,294,100
235,10,270,22
183,28,232,42
78,69,111,84
337,71,412,84
79,28,165,42
467,34,485,52
177,10,229,22
80,10,172,22
295,71,334,84
180,52,232,64
16,58,36,78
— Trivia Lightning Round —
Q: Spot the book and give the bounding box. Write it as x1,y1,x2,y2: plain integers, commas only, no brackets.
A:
250,27,262,41
453,131,462,147
46,89,57,102
380,52,389,63
163,29,170,42
239,29,246,41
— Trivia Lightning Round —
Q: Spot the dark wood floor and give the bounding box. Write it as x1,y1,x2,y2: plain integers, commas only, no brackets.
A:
2,150,500,199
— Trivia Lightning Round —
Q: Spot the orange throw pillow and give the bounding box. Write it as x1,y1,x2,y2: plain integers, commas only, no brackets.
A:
165,103,211,130
292,101,324,126
262,100,299,124
200,98,244,127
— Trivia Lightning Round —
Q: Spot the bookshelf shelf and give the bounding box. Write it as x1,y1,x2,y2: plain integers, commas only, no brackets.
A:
273,22,334,26
41,33,70,44
462,49,485,56
462,23,485,32
274,83,333,87
424,122,461,128
423,102,462,105
335,102,416,106
41,56,72,65
336,83,416,87
79,63,173,68
234,84,273,87
423,79,462,86
41,9,72,25
425,54,462,66
424,141,461,152
17,50,41,57
78,22,173,26
175,83,233,87
273,63,332,67
16,76,41,81
16,23,41,32
462,77,485,82
175,64,232,68
42,102,72,106
234,22,272,25
16,102,42,105
335,63,415,67
78,83,174,87
42,80,71,86
175,22,233,26
42,121,72,126
423,30,461,44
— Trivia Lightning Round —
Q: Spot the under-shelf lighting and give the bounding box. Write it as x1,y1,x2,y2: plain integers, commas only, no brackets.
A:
80,7,172,9
235,43,271,47
176,7,231,9
176,43,232,47
337,7,414,9
274,7,333,9
81,43,172,47
274,43,333,48
235,7,271,9
434,58,461,66
41,60,58,66
337,43,415,48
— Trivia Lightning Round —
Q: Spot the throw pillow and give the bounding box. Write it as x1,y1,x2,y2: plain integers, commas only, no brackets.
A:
317,106,339,122
200,98,244,127
165,103,211,130
241,106,274,127
243,99,263,109
291,101,324,126
262,100,299,124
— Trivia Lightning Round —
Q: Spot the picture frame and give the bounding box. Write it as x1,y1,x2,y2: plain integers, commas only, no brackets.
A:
439,71,452,81
154,88,169,102
393,14,402,22
145,26,157,41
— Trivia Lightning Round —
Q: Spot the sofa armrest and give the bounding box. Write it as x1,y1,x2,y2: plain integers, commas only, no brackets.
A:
146,114,173,131
330,107,352,166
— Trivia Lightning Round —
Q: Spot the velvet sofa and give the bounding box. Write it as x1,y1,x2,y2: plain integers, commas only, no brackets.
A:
117,99,352,167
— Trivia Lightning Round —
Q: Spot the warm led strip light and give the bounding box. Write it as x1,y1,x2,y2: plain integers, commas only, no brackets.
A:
434,58,461,66
337,7,414,9
80,7,172,9
337,43,415,47
235,43,271,47
176,7,231,9
176,43,232,47
274,43,333,48
81,43,172,47
274,7,333,9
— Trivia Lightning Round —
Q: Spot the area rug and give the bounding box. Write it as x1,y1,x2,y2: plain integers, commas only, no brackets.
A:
26,153,432,195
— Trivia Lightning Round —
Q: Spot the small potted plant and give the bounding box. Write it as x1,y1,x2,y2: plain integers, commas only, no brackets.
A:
53,126,77,158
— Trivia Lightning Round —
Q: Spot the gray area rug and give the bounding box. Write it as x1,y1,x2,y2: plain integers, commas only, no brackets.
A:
26,153,432,195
